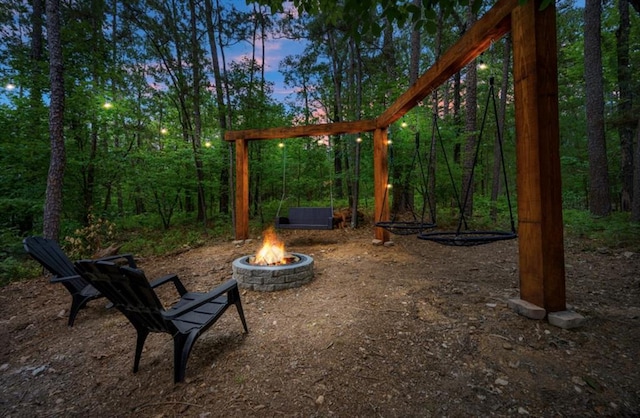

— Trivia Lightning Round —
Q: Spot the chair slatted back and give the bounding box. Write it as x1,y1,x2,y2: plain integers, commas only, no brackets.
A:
76,260,176,334
23,236,88,293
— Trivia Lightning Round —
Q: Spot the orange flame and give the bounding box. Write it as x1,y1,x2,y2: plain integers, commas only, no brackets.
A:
254,227,286,265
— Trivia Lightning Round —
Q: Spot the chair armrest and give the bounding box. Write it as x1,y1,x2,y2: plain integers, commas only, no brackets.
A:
96,253,137,268
50,274,82,284
148,273,187,296
161,279,238,320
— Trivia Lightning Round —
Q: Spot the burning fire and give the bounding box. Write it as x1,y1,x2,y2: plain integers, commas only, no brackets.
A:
253,227,287,265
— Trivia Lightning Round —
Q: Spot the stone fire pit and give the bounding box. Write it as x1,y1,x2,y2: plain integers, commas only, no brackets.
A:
232,253,314,292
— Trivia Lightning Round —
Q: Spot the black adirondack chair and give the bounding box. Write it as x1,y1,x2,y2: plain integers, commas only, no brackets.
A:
23,236,137,327
75,260,249,383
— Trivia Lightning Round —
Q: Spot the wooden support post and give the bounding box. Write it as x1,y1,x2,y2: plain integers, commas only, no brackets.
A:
373,128,390,242
235,139,249,240
512,0,566,312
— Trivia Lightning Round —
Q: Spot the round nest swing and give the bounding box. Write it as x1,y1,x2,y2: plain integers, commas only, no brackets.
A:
375,220,436,236
415,77,518,247
417,230,517,247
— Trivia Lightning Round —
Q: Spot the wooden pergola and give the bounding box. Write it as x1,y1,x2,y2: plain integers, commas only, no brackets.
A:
224,0,566,313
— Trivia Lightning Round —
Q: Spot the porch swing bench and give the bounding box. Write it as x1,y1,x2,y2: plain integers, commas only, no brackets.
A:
275,207,334,230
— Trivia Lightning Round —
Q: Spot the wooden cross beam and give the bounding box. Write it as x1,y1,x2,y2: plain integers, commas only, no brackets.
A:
224,0,566,312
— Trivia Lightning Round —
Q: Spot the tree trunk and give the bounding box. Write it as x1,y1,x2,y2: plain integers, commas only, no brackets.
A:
490,36,511,221
204,0,229,219
327,28,344,198
585,0,611,216
109,0,124,218
350,38,364,227
43,0,65,241
84,122,97,224
29,0,44,114
189,0,207,224
218,9,234,227
616,0,633,211
453,70,462,167
215,0,232,216
383,19,411,215
31,0,44,64
409,0,421,86
461,7,478,219
429,6,444,224
632,117,640,222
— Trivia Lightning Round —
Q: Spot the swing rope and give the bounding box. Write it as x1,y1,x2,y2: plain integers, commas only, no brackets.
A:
492,82,517,235
327,136,335,211
274,138,336,231
277,138,336,214
413,132,434,226
275,143,287,219
432,112,469,230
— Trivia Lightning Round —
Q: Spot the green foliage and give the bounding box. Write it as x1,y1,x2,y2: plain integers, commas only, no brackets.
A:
120,225,211,257
0,198,41,233
254,0,484,37
1,0,637,284
563,210,640,251
0,229,40,286
0,256,40,287
426,193,516,232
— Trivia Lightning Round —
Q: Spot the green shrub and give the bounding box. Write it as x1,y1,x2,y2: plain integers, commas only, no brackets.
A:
0,228,39,285
0,256,40,286
563,210,640,251
0,198,40,233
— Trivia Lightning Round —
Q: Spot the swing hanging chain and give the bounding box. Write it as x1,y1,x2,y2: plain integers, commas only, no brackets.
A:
456,78,494,235
276,136,337,220
276,143,287,218
434,113,469,230
456,76,516,235
377,123,436,232
412,131,434,224
328,137,334,211
490,77,517,234
416,123,437,224
418,75,517,246
400,134,421,221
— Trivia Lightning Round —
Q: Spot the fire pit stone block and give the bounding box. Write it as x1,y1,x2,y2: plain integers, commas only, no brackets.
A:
232,253,314,292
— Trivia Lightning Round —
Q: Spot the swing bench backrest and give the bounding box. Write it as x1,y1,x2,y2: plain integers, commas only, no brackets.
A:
275,207,334,230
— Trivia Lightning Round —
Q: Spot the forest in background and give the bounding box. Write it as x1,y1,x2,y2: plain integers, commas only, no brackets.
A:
0,0,639,283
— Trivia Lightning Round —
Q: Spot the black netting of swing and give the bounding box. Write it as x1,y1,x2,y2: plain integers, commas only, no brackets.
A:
375,220,436,236
417,230,517,246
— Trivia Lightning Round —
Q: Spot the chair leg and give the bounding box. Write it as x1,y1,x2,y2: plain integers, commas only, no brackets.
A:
173,332,198,383
133,328,149,373
235,299,249,333
230,287,248,333
68,295,89,327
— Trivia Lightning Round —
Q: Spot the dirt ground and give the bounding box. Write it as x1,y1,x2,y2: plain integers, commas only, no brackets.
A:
1,226,639,417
